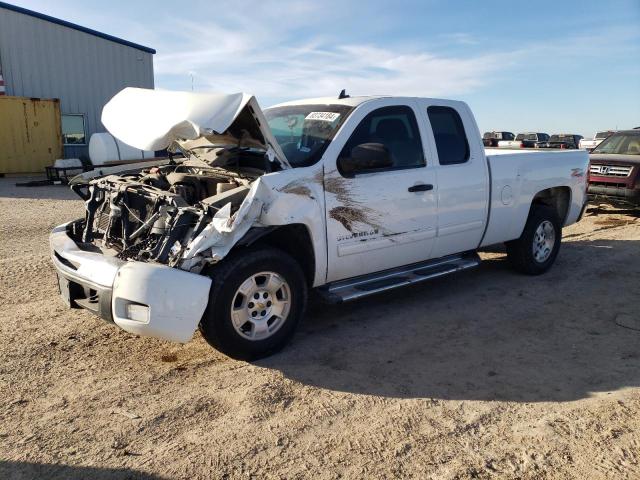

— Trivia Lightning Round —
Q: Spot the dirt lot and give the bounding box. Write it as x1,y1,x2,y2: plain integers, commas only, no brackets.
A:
1,177,639,480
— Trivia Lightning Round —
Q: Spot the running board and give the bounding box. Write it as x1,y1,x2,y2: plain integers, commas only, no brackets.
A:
318,252,481,303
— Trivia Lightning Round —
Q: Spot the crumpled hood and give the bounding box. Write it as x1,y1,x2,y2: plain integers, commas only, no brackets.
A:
101,87,290,169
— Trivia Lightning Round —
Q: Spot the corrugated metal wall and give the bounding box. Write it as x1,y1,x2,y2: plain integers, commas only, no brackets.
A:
0,96,63,173
0,6,154,160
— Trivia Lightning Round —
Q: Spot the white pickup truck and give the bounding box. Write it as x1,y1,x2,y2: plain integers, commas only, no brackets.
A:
579,131,615,151
50,88,589,359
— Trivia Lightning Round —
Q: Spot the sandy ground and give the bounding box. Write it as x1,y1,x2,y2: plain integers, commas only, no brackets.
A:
1,177,639,480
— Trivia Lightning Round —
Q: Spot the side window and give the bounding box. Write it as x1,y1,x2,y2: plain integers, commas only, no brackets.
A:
338,105,424,174
61,114,87,145
427,106,470,165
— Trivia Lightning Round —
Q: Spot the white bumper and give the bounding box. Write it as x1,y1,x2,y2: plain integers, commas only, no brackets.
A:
111,262,211,342
50,222,212,343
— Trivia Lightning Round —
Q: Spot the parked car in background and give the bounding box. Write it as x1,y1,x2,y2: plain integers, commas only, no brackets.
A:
536,134,583,150
483,131,515,147
580,131,616,151
588,129,640,204
498,132,549,149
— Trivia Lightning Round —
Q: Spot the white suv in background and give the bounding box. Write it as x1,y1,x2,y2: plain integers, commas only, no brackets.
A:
580,131,615,151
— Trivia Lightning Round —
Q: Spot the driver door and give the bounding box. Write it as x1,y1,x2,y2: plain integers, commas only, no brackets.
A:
324,101,438,282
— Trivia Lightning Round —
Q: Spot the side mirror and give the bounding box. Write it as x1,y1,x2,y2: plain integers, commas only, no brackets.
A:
338,143,393,177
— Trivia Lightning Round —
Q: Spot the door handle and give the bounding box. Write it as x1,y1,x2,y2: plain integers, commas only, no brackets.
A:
408,184,433,192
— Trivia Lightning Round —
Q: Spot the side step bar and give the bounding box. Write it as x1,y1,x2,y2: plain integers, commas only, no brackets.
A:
318,252,481,303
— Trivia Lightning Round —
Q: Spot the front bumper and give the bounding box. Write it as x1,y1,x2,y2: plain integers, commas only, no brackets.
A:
50,222,212,343
587,184,640,203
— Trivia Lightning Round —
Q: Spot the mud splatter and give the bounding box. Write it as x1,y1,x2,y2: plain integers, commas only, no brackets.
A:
318,169,388,233
324,175,357,207
329,206,382,232
278,180,314,198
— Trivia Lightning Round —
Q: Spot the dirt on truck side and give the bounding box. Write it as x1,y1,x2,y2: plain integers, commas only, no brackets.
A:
1,178,640,480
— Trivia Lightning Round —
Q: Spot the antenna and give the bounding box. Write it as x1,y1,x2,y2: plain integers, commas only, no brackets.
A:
338,89,349,99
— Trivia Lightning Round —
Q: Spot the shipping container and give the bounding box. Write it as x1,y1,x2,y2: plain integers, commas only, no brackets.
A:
0,96,63,174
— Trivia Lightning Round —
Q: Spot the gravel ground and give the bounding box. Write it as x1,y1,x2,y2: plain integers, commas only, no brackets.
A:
1,177,639,480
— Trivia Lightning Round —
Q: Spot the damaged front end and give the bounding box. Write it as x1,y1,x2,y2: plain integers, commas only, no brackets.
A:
66,87,293,273
70,158,259,273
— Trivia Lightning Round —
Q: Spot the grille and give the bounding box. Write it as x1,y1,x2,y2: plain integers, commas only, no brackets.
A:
96,202,111,232
590,164,633,177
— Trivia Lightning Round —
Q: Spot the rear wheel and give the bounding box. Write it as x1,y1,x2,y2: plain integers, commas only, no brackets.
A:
506,205,561,275
200,247,307,360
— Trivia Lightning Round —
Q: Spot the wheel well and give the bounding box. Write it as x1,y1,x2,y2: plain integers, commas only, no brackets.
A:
531,187,571,224
234,224,316,286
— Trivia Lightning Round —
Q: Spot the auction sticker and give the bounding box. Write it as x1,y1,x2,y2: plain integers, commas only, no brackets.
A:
305,112,341,122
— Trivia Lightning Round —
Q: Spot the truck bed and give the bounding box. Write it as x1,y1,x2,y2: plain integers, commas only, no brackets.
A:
481,148,589,247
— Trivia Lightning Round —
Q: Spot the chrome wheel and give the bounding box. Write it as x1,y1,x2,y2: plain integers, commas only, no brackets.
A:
230,271,291,341
532,220,555,263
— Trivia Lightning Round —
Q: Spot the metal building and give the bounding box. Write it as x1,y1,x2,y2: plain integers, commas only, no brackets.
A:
0,1,155,161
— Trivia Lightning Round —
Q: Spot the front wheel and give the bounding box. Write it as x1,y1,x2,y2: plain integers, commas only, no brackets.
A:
200,247,307,360
506,205,562,275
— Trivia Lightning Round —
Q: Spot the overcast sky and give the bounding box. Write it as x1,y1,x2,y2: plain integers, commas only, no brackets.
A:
11,0,640,136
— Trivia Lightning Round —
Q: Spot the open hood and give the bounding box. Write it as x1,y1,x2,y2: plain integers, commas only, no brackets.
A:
101,88,290,169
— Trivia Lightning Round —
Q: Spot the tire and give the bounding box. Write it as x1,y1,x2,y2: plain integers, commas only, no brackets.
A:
199,246,307,360
506,204,562,275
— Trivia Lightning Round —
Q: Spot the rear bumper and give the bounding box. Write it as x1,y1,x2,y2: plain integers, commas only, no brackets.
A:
50,222,212,343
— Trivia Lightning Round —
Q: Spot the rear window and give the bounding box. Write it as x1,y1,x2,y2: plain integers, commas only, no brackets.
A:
427,106,470,165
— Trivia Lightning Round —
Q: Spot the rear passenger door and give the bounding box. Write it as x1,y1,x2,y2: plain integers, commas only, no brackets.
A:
419,102,489,258
323,100,438,282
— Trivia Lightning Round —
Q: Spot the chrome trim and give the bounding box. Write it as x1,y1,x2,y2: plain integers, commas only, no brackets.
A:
589,164,633,177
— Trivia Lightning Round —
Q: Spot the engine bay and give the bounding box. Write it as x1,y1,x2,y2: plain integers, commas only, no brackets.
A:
69,158,261,269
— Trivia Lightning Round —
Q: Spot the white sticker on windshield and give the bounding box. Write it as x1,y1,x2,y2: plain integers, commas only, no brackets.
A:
305,112,341,122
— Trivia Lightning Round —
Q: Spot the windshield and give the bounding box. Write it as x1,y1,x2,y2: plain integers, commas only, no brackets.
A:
595,131,613,139
592,133,640,155
265,104,354,167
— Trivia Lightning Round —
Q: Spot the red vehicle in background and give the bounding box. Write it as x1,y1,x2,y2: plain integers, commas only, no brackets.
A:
588,129,640,205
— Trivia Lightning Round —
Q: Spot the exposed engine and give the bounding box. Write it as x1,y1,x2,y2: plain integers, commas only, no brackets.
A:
69,159,259,269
